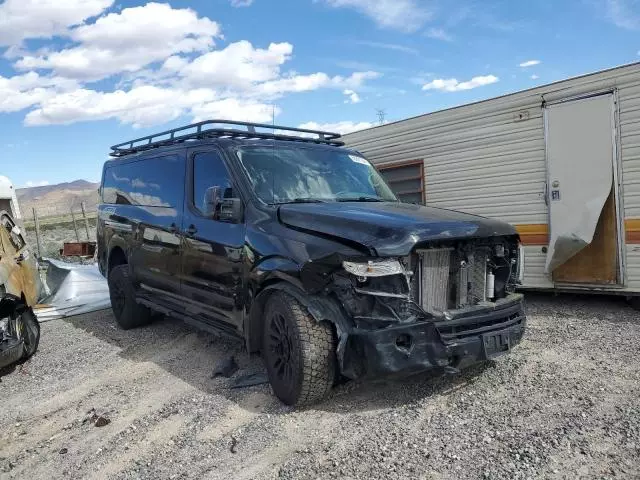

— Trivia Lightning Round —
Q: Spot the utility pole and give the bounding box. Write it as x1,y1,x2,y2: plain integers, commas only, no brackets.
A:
32,208,42,258
70,206,80,243
80,201,91,241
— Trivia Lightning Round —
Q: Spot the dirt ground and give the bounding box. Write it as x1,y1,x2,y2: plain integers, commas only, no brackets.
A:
1,294,639,480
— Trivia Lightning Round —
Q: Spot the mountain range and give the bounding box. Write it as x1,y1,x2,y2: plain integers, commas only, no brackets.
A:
16,180,100,218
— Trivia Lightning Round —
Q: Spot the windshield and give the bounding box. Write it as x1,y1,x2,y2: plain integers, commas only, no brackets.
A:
235,146,398,204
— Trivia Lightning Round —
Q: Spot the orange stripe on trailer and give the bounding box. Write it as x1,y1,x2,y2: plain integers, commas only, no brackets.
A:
513,219,640,245
514,224,549,246
624,219,640,244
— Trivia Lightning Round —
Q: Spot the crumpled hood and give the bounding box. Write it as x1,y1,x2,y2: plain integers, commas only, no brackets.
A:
278,201,517,256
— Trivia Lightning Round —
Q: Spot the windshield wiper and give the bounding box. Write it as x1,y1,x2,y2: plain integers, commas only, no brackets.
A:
336,196,385,202
274,198,329,205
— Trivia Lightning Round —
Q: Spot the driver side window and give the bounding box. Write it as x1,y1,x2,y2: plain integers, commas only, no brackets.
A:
192,151,234,218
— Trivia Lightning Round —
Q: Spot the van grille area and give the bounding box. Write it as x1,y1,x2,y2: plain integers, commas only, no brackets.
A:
416,247,492,314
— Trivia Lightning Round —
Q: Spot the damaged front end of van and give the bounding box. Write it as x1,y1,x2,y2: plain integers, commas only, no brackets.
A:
258,202,527,381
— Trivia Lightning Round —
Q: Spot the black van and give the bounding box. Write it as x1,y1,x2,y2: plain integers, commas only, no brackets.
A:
98,120,526,406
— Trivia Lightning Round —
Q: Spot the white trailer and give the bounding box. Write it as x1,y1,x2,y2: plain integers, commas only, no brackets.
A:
0,175,22,221
343,62,640,296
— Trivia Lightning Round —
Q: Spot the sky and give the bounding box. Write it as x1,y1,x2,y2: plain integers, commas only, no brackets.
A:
0,0,639,188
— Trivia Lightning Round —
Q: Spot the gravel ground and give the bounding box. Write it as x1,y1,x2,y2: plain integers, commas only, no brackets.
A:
1,293,639,479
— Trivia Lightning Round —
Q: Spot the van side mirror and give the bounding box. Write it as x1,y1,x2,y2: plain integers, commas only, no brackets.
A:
203,186,222,217
219,198,243,223
203,186,243,222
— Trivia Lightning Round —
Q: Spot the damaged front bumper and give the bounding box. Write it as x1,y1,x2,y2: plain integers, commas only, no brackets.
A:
340,293,526,379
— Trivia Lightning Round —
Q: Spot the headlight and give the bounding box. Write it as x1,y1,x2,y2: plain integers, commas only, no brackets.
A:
342,259,404,278
517,244,525,284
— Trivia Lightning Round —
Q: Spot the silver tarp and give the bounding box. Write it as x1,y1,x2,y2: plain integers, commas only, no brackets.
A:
35,259,111,322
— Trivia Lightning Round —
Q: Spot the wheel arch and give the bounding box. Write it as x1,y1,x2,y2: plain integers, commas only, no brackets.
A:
107,244,127,274
245,279,349,355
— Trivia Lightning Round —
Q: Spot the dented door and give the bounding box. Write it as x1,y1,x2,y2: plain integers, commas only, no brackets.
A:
544,93,619,284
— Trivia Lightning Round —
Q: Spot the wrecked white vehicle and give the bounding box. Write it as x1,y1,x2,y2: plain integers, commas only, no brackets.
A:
0,211,41,369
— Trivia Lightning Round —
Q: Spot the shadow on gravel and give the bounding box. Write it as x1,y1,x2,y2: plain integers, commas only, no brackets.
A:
313,361,495,413
60,291,633,413
62,310,499,414
54,289,634,411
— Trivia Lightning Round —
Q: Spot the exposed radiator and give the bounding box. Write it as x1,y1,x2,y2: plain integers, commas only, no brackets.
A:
419,249,451,314
469,251,488,304
418,248,489,313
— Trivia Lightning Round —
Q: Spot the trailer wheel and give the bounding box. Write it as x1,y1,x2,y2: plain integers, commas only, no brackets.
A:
262,292,336,406
108,265,151,330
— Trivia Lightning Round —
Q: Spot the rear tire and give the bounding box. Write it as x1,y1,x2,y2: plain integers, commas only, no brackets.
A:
262,292,336,406
108,265,151,330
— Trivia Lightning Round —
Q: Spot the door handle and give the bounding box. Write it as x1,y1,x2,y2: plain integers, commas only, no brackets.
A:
544,184,548,206
168,223,178,233
185,224,198,236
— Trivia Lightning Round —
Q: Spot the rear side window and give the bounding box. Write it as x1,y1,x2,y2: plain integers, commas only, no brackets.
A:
102,155,184,207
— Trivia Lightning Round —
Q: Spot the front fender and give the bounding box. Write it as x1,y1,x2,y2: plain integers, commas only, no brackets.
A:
250,256,304,291
245,281,352,374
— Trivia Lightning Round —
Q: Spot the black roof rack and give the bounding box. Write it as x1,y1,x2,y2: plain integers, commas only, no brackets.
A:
109,119,344,157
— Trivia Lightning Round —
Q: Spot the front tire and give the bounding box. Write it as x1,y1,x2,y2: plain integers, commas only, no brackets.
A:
263,292,336,406
108,265,151,330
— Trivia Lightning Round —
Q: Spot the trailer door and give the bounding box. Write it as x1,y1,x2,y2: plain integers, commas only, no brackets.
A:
544,92,619,284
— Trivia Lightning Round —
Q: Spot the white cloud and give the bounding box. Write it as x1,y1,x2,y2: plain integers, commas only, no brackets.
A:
256,71,379,97
531,74,539,80
25,86,217,128
318,0,431,32
24,181,50,188
355,40,419,55
422,75,499,92
0,72,78,113
605,0,640,29
519,60,541,68
191,99,277,123
343,89,361,104
231,0,254,6
181,41,292,89
425,28,453,41
338,71,381,88
298,121,374,134
257,73,334,96
15,3,221,81
3,5,381,128
0,0,113,47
